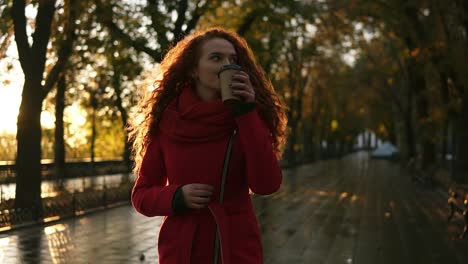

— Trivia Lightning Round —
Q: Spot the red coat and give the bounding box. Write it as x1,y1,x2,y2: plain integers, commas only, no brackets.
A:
131,87,282,264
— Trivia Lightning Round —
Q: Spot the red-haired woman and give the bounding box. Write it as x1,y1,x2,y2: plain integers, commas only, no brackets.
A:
129,27,287,264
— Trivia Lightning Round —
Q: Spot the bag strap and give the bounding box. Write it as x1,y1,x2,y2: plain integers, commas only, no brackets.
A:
219,129,237,203
214,129,237,264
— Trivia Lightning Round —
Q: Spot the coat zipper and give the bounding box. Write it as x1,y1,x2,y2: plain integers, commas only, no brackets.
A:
209,207,224,264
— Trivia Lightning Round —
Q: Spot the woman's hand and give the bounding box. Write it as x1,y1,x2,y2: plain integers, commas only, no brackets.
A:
181,184,214,209
231,71,255,103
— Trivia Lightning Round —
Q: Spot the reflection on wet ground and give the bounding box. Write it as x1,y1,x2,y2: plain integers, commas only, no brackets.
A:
0,151,467,263
253,151,468,264
0,206,161,263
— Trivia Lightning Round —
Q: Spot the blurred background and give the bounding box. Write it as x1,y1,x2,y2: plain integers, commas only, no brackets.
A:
0,0,468,262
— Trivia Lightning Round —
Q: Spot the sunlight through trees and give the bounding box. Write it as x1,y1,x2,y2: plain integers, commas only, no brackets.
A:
0,0,467,215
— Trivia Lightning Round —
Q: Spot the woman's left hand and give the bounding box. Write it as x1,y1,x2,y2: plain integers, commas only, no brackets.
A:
231,71,255,103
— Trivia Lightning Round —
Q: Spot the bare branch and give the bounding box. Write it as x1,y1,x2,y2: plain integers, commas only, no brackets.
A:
42,0,78,98
237,10,258,36
173,0,188,41
96,0,162,61
30,0,56,74
147,0,169,51
12,0,32,75
184,0,210,35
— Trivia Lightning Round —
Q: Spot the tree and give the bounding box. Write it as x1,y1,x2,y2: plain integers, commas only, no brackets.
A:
94,0,222,63
321,0,468,182
11,0,78,218
54,73,66,189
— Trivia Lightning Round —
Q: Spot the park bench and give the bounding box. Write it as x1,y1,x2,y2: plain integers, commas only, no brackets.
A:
447,184,468,239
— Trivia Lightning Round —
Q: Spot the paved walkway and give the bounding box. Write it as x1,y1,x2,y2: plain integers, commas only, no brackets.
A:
0,151,467,263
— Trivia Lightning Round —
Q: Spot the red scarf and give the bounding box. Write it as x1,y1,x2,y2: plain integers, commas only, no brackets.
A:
159,86,237,142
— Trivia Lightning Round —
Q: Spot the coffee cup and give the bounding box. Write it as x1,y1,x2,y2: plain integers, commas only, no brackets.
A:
218,64,242,106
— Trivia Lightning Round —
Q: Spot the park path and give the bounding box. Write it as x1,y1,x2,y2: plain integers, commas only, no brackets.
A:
256,151,468,264
1,151,467,263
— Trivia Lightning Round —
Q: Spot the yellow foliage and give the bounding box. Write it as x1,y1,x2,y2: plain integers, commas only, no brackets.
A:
378,123,387,135
331,119,339,131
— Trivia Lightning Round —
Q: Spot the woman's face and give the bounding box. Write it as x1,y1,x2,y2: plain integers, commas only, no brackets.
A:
193,37,238,100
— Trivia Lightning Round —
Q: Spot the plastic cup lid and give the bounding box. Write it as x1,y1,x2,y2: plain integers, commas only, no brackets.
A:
218,64,242,76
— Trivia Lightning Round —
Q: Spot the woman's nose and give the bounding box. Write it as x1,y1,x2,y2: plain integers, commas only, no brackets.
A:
223,57,235,65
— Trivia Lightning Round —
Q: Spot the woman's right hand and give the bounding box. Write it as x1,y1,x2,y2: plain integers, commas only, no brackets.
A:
181,184,214,209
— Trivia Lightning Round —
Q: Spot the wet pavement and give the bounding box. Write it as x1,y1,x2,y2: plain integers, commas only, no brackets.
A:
1,151,467,263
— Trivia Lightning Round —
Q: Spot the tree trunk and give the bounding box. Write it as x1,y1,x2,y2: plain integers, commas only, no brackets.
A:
303,122,315,163
54,74,66,189
454,93,468,183
284,80,298,166
13,0,57,220
450,120,457,180
283,38,306,166
112,74,132,173
439,73,449,164
407,59,435,169
13,0,77,220
417,88,436,168
284,119,297,167
404,85,416,159
15,78,43,219
90,92,97,177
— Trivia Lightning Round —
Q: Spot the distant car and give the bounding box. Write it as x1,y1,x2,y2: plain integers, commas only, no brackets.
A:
371,142,399,160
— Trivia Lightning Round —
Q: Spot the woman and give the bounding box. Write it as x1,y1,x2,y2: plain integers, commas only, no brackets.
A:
130,27,287,264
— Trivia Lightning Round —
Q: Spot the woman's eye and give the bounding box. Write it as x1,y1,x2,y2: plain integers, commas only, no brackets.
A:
210,55,220,61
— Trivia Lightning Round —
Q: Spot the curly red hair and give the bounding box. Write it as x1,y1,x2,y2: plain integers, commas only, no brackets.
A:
129,27,288,174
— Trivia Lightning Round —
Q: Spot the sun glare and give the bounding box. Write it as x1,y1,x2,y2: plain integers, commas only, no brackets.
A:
0,48,88,143
41,111,55,129
0,41,23,134
64,104,88,148
0,87,22,134
0,86,57,133
0,41,58,133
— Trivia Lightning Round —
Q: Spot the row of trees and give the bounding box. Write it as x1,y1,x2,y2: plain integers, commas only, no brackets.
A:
339,0,468,180
1,0,467,220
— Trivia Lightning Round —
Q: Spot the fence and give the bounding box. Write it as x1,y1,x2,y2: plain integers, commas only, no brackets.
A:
0,181,132,232
0,160,129,184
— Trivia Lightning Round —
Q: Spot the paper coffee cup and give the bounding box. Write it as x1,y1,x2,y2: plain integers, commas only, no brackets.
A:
218,64,242,105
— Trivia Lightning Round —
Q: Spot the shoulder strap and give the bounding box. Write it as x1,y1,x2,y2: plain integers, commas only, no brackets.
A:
214,130,237,264
219,130,237,204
